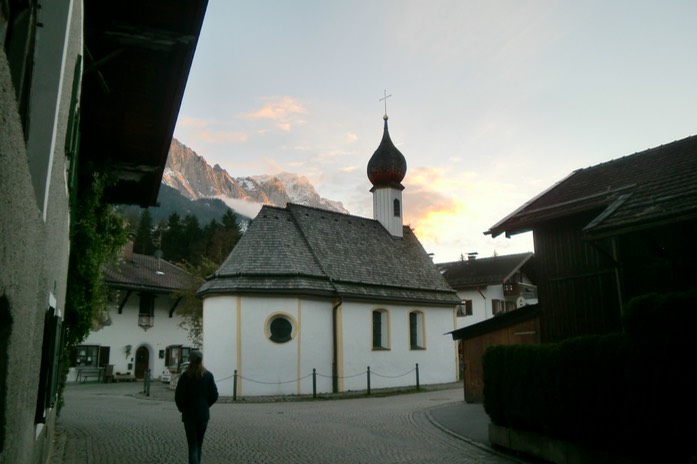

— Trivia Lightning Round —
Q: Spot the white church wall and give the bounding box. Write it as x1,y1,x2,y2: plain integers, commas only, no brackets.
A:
372,187,403,237
203,295,238,396
74,293,191,380
240,295,299,396
340,301,457,392
294,298,334,393
203,294,457,397
204,295,335,397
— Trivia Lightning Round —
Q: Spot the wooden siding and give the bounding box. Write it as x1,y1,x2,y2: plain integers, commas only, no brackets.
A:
533,213,697,344
460,317,540,403
533,212,622,343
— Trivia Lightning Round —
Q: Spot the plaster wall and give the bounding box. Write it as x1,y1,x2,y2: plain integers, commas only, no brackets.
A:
340,301,457,392
455,285,499,328
203,293,458,397
455,279,538,331
1,50,48,464
204,295,334,397
372,186,403,237
202,295,238,396
0,2,81,462
76,293,192,379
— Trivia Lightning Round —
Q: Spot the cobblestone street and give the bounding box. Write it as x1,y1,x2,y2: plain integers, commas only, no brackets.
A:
53,382,524,464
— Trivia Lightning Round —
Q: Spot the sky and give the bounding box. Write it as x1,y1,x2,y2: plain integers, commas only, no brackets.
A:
173,0,697,263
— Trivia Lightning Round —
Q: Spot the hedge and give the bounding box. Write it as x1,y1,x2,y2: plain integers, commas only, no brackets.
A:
483,290,697,462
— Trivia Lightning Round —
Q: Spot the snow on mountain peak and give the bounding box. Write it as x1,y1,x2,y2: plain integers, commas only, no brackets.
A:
164,139,349,216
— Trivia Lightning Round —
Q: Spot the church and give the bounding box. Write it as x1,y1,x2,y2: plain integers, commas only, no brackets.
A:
197,114,461,397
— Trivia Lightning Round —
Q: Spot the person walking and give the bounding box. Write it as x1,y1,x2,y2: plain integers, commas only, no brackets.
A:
175,350,219,464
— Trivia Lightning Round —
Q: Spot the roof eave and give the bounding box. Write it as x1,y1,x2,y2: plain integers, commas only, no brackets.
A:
80,0,209,207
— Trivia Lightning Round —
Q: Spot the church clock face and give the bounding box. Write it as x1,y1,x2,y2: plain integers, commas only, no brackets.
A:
268,315,293,343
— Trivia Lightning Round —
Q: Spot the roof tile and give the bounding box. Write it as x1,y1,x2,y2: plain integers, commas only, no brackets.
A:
487,134,697,238
198,204,459,305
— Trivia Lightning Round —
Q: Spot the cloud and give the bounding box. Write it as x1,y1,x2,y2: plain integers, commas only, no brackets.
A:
244,96,307,132
215,196,262,219
395,165,534,261
198,131,248,144
175,116,248,144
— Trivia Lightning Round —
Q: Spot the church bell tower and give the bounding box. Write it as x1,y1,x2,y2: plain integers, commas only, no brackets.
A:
367,105,407,238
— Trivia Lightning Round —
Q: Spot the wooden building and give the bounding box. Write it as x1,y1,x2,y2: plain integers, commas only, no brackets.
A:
450,305,540,403
486,135,697,343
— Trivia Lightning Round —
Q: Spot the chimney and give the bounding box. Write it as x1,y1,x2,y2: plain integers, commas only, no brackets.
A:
123,240,134,261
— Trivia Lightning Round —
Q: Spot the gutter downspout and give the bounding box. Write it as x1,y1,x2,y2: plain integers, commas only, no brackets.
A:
332,297,342,393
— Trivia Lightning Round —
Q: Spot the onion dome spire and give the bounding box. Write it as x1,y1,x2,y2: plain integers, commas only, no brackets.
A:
367,115,407,187
368,91,406,238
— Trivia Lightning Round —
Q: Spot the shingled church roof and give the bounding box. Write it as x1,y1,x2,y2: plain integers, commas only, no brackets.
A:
486,134,697,239
197,203,459,306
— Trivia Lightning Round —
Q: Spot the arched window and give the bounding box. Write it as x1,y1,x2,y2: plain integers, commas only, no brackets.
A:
393,199,401,217
409,311,425,349
372,309,389,349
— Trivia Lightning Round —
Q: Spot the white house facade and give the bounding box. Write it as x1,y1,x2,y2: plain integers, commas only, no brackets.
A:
70,245,197,383
438,253,538,329
199,115,461,397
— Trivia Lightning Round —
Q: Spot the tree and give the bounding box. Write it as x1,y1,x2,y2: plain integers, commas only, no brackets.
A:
65,173,128,347
133,209,155,255
173,208,242,344
173,258,219,347
161,212,185,262
206,210,241,264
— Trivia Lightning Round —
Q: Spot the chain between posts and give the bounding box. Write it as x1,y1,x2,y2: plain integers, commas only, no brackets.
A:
222,364,422,401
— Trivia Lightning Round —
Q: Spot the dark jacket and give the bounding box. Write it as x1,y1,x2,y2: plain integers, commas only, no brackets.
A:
175,369,219,423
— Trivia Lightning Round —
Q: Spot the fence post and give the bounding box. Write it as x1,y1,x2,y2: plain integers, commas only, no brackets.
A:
144,369,150,396
415,363,420,391
367,366,371,395
312,368,317,399
233,369,238,402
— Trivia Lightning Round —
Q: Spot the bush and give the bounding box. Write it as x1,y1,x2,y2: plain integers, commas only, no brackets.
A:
622,290,697,462
484,333,627,452
483,290,697,462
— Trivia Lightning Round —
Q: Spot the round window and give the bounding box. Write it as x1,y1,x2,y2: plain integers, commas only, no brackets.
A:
269,316,293,343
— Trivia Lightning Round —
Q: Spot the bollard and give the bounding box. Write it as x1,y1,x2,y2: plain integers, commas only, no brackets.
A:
367,366,371,395
144,369,151,396
415,363,420,391
312,368,317,399
233,369,238,402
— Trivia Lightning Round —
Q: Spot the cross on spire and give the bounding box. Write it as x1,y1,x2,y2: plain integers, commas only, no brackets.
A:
379,89,392,120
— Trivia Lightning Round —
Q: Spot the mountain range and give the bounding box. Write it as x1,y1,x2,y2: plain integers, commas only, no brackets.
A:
162,138,348,218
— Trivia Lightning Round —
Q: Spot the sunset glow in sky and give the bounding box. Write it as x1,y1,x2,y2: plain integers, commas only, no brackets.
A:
174,1,697,263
